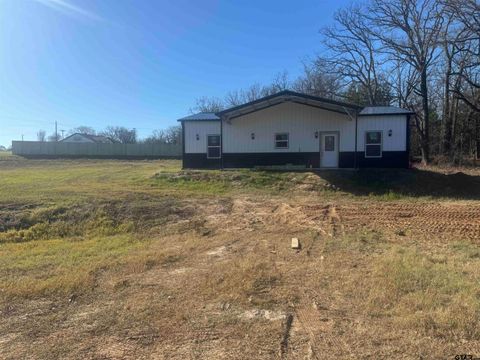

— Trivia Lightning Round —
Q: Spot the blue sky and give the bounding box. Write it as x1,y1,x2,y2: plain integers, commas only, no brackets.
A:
0,0,350,147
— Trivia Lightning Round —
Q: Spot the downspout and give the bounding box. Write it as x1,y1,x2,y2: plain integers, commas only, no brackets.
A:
406,114,411,168
220,116,224,170
181,121,185,169
354,111,358,169
342,106,359,170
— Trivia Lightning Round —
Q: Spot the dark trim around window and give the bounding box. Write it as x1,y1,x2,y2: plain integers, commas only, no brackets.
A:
274,133,289,149
365,131,382,158
207,134,221,159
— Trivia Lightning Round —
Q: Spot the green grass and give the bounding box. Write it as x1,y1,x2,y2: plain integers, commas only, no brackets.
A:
149,169,313,195
0,159,315,203
0,234,147,298
0,159,179,203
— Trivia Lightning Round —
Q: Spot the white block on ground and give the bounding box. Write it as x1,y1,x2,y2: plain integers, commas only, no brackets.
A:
291,238,300,249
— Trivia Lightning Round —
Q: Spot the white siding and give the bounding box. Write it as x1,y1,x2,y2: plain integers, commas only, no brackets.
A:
184,121,221,153
357,115,407,152
183,105,407,156
222,102,355,153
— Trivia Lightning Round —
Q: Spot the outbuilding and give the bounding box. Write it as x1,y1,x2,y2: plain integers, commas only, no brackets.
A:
61,133,116,144
178,90,414,169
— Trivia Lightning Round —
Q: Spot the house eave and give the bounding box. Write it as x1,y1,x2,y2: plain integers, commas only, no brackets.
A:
217,90,361,119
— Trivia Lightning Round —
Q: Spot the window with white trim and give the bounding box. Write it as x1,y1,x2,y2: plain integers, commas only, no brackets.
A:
207,135,221,159
365,131,382,158
275,133,289,149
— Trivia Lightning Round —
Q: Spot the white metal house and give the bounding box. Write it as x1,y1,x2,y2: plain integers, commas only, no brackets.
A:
178,91,414,169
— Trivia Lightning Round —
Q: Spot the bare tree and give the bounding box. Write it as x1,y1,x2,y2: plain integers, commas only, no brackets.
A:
445,0,480,113
37,130,46,142
262,71,290,94
292,59,342,98
101,126,137,144
320,4,391,105
223,72,291,107
224,84,268,107
143,126,182,145
190,96,224,113
244,84,265,102
68,126,96,135
367,0,445,164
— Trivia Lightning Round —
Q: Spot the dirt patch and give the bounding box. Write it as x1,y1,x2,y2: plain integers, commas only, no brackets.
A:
240,309,287,321
335,201,480,241
209,197,480,241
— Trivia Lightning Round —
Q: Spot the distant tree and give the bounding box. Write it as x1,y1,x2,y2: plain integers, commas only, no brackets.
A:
194,72,293,110
68,126,96,135
190,96,224,113
143,125,182,145
344,77,392,106
48,132,61,142
0,145,6,151
269,70,290,93
292,60,342,98
101,126,137,144
36,130,46,142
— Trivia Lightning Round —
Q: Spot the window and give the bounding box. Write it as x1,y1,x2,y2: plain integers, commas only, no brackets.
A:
275,133,289,149
207,134,221,159
324,135,335,151
365,131,382,158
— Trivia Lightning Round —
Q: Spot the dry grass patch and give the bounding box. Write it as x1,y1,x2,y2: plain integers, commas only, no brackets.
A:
368,246,480,340
204,257,283,307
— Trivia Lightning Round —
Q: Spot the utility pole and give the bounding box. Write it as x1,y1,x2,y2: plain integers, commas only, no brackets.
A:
55,121,58,141
60,129,65,139
21,134,24,141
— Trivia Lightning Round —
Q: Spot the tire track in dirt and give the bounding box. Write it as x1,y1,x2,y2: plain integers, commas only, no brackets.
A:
300,202,480,241
210,197,480,241
335,202,480,241
322,204,345,237
291,298,358,359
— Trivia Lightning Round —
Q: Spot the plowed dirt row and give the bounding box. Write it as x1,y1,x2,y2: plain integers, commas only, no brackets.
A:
327,202,480,240
213,198,480,241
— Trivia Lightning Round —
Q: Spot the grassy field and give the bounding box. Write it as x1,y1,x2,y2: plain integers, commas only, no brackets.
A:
1,154,480,359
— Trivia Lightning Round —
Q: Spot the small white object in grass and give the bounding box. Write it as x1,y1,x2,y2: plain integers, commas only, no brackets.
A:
291,238,300,249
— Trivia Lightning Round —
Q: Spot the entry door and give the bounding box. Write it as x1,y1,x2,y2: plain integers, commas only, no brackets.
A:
320,133,339,168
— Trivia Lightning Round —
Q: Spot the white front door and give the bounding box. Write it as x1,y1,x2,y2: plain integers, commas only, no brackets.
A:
320,133,339,168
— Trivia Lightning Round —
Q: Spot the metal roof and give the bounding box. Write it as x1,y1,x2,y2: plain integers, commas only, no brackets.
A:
177,91,416,121
61,133,116,143
359,106,415,116
218,90,362,119
177,112,220,121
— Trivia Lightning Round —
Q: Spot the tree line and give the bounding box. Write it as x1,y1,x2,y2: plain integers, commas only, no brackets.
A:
36,125,182,145
192,0,479,165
